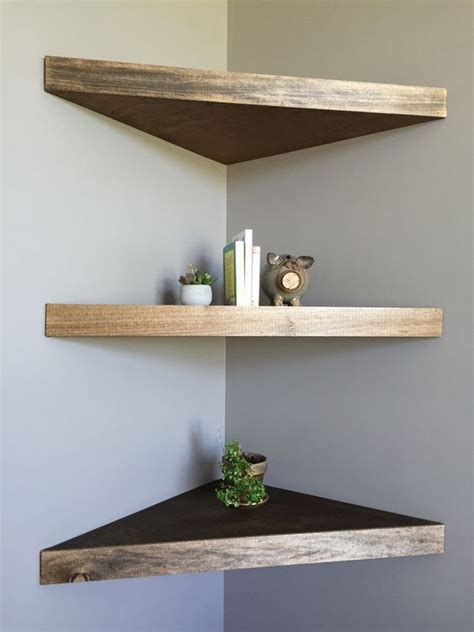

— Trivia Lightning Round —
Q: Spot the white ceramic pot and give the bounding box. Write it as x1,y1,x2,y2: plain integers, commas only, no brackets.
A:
180,284,212,306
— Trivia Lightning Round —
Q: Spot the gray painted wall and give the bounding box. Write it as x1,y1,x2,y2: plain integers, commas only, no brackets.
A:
1,2,226,631
226,2,472,631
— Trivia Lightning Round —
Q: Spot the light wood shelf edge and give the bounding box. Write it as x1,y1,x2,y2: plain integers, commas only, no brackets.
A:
45,304,443,338
40,524,444,584
44,56,447,118
39,483,444,585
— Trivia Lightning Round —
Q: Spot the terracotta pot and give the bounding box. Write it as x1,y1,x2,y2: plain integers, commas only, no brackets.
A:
218,451,269,508
244,452,268,481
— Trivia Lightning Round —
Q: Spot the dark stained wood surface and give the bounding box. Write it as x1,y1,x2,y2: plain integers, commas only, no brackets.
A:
45,483,440,547
40,483,444,584
44,56,447,164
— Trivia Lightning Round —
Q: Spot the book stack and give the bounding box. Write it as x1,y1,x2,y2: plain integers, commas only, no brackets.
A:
223,229,261,306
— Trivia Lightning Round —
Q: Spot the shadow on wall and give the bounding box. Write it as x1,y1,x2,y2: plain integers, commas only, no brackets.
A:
227,335,436,362
49,95,225,180
48,334,225,365
184,418,221,485
226,120,436,182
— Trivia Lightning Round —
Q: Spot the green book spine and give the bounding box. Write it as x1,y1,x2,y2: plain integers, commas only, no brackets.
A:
223,242,237,305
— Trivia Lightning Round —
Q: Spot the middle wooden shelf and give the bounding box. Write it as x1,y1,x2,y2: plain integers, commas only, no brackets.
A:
45,304,442,337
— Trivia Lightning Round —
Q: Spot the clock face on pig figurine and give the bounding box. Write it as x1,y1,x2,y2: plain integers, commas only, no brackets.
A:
261,253,315,306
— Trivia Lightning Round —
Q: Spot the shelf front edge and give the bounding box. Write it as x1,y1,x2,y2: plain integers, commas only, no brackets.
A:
44,305,443,338
40,523,444,585
44,56,447,118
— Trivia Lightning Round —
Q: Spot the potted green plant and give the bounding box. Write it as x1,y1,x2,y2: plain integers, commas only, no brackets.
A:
179,264,217,306
215,441,268,508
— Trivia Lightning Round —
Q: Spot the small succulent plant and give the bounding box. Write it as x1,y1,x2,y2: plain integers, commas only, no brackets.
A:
179,264,217,286
215,441,267,508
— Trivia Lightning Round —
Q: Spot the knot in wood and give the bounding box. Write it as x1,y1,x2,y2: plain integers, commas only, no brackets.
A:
69,572,90,583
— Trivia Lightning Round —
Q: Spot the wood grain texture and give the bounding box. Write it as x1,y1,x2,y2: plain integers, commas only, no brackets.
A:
45,304,443,338
40,483,444,585
44,56,447,164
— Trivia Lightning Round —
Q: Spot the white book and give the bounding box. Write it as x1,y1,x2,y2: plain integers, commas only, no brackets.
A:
234,240,246,306
232,229,253,306
251,246,261,306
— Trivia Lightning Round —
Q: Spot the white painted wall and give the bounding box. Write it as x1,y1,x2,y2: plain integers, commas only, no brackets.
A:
1,2,227,630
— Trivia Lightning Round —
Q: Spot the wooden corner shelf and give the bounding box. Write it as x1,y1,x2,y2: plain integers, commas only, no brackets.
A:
45,304,443,338
44,56,447,164
40,482,444,585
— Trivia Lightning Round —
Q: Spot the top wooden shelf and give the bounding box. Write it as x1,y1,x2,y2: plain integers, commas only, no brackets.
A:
44,56,447,164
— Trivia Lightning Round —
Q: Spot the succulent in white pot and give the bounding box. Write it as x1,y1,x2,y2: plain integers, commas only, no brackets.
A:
179,264,217,306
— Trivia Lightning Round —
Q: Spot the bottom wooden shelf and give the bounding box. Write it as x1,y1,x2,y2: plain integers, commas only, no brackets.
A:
40,483,444,585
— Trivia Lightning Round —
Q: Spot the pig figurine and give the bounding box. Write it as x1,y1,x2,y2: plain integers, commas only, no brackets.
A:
261,253,315,306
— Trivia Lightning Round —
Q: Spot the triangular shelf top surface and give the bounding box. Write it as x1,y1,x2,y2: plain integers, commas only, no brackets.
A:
44,56,447,164
41,482,444,584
